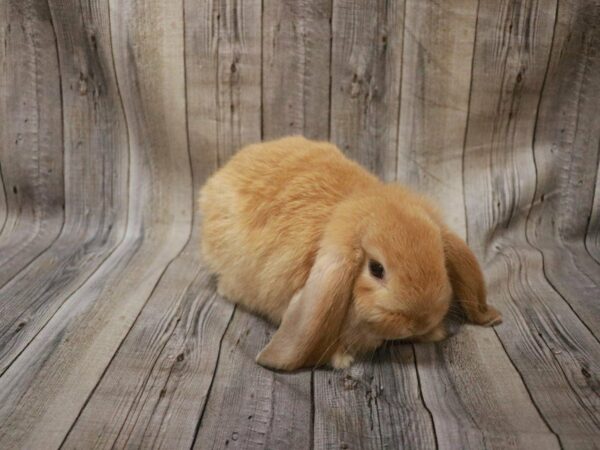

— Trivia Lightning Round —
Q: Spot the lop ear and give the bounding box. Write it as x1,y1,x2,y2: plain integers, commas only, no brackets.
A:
256,244,362,371
442,229,502,326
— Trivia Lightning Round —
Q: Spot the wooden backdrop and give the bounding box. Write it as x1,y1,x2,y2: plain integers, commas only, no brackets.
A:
0,0,599,448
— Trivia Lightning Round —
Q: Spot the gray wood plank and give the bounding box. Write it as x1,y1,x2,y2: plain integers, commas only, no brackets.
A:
188,2,313,448
0,0,193,447
0,0,64,287
262,0,332,140
0,0,599,448
463,0,600,447
487,242,600,448
329,0,404,181
61,1,263,443
313,346,436,450
215,0,262,166
416,328,561,450
0,0,129,377
396,0,477,234
62,254,233,449
193,310,312,450
524,0,600,336
395,2,564,448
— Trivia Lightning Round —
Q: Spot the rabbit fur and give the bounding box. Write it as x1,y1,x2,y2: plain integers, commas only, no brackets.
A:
199,136,502,371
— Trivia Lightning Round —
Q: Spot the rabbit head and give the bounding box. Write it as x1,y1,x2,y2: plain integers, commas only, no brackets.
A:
256,185,501,371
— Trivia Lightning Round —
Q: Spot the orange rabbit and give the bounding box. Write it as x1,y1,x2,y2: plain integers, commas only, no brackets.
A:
199,136,501,371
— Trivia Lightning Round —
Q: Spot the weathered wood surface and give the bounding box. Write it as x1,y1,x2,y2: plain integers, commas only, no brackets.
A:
1,0,599,449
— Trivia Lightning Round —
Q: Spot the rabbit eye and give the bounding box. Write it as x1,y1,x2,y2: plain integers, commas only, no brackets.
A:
369,260,385,279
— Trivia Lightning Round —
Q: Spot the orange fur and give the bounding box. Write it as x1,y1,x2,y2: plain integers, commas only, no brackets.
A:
199,136,501,371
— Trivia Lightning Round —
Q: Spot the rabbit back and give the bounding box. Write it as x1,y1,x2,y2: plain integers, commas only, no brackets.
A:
199,136,378,322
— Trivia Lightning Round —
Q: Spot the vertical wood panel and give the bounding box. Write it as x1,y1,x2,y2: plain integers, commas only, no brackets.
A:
314,2,436,447
0,0,64,286
398,1,561,448
525,0,600,335
329,0,404,181
463,0,600,446
0,0,129,376
262,0,332,140
188,2,312,447
63,0,264,446
0,0,599,447
396,0,477,234
313,347,436,449
216,0,262,164
0,0,193,446
193,312,312,450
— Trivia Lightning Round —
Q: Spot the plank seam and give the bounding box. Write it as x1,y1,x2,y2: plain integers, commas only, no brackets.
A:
0,151,8,236
260,0,264,141
460,0,564,445
117,309,185,449
0,0,69,291
490,325,563,448
327,0,334,141
461,0,481,242
394,0,407,182
190,305,237,449
536,330,600,430
524,0,600,345
583,140,600,265
309,369,315,450
412,344,438,450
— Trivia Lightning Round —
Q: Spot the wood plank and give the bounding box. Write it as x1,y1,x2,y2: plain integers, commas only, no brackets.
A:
416,328,561,449
262,0,332,140
188,1,313,447
313,345,436,449
463,0,600,447
0,0,64,287
0,0,129,376
0,2,128,374
312,1,435,447
184,0,219,185
62,1,264,444
0,0,193,447
393,1,563,448
329,0,404,181
62,252,234,449
215,0,262,165
396,0,477,234
193,310,312,450
488,241,600,448
524,0,600,336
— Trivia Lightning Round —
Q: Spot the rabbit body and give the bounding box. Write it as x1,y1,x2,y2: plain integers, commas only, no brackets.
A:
200,137,377,322
200,136,501,371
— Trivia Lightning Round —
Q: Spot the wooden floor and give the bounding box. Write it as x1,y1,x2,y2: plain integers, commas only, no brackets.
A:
1,0,600,448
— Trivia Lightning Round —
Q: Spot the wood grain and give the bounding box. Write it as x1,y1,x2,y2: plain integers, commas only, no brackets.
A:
262,0,332,140
396,0,477,234
0,0,129,377
1,0,599,448
329,0,404,182
313,345,437,449
463,0,600,447
525,0,600,336
62,260,234,449
0,0,64,287
0,0,192,447
193,310,312,450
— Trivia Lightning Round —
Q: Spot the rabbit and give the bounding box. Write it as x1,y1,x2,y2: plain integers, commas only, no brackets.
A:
199,136,502,371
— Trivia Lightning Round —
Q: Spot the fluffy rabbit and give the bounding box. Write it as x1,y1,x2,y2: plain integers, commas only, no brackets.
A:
200,136,501,371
